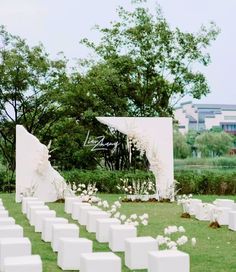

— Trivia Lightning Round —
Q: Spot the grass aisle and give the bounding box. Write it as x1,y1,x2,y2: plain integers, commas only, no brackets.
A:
1,193,236,271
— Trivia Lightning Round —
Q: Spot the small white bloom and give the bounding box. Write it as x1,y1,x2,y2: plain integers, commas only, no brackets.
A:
142,219,148,226
178,226,185,233
156,235,166,245
191,237,196,246
130,214,137,220
120,215,127,221
176,235,188,246
114,212,120,219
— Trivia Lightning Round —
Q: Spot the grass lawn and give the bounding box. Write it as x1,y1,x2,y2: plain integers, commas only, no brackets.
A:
1,193,236,272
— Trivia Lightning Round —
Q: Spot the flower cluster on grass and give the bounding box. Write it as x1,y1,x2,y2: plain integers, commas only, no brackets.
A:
72,182,99,202
117,178,156,198
97,198,149,226
156,225,196,250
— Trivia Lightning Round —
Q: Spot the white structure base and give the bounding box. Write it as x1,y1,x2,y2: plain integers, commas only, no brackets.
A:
57,238,93,270
125,236,158,270
148,250,190,272
109,225,137,252
3,255,42,272
51,224,79,252
41,217,68,242
96,218,121,243
80,252,121,272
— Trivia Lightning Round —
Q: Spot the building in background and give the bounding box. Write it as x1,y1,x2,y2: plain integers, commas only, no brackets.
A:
174,101,236,135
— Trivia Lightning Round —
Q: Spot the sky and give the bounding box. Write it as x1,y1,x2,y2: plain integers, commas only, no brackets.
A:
0,0,235,105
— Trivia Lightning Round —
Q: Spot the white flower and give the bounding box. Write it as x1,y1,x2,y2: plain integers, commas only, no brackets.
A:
114,212,120,219
156,235,167,245
110,208,117,213
178,226,185,233
120,215,127,221
167,241,177,249
97,201,102,207
191,237,196,246
114,201,121,208
102,200,109,209
133,221,139,227
130,214,137,220
176,235,188,246
141,219,148,226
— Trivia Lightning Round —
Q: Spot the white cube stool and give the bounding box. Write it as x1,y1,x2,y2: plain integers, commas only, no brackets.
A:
80,252,121,272
109,225,137,252
3,255,42,272
0,237,31,271
78,206,100,226
0,225,23,238
210,207,231,225
96,218,121,243
41,217,68,242
195,203,215,221
148,250,190,272
0,217,15,226
214,199,234,209
29,206,49,226
57,238,93,270
26,201,44,219
125,236,158,269
0,210,8,218
72,202,91,220
0,206,5,210
228,211,236,231
64,197,82,214
22,197,38,214
86,211,110,233
51,223,79,252
34,210,56,232
189,199,202,215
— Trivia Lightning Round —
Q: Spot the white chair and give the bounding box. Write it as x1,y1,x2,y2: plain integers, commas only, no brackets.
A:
3,255,42,272
109,225,137,252
80,252,121,272
78,206,100,226
148,250,190,272
125,236,158,269
34,210,56,232
86,211,110,233
0,237,31,271
26,201,44,219
41,217,68,242
21,197,38,214
64,197,82,214
188,199,202,215
72,202,90,220
57,238,92,270
96,218,121,243
0,225,23,238
29,206,49,226
228,211,236,231
195,203,215,221
0,217,15,226
51,223,79,252
210,206,231,225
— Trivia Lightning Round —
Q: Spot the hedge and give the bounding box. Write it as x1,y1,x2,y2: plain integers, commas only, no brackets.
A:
63,168,236,195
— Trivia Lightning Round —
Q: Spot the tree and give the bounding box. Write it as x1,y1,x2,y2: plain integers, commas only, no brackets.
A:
173,130,191,159
81,0,220,116
195,131,233,157
0,26,68,173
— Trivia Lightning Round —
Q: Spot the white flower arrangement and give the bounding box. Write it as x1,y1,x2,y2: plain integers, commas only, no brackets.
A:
117,178,156,201
177,194,193,217
72,182,99,203
156,225,196,250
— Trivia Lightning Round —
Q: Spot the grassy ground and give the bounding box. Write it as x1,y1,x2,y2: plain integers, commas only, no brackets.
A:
1,193,236,272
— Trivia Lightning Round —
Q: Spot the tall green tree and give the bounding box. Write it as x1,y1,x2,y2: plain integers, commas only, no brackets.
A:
81,0,220,116
0,26,68,172
173,130,191,159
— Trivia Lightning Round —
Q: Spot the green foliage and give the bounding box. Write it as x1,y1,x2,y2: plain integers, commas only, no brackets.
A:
81,1,219,116
195,131,233,157
175,156,236,167
63,169,155,193
175,169,236,195
173,130,191,158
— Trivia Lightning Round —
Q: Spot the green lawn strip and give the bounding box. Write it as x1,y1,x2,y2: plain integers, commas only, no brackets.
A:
1,193,236,272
